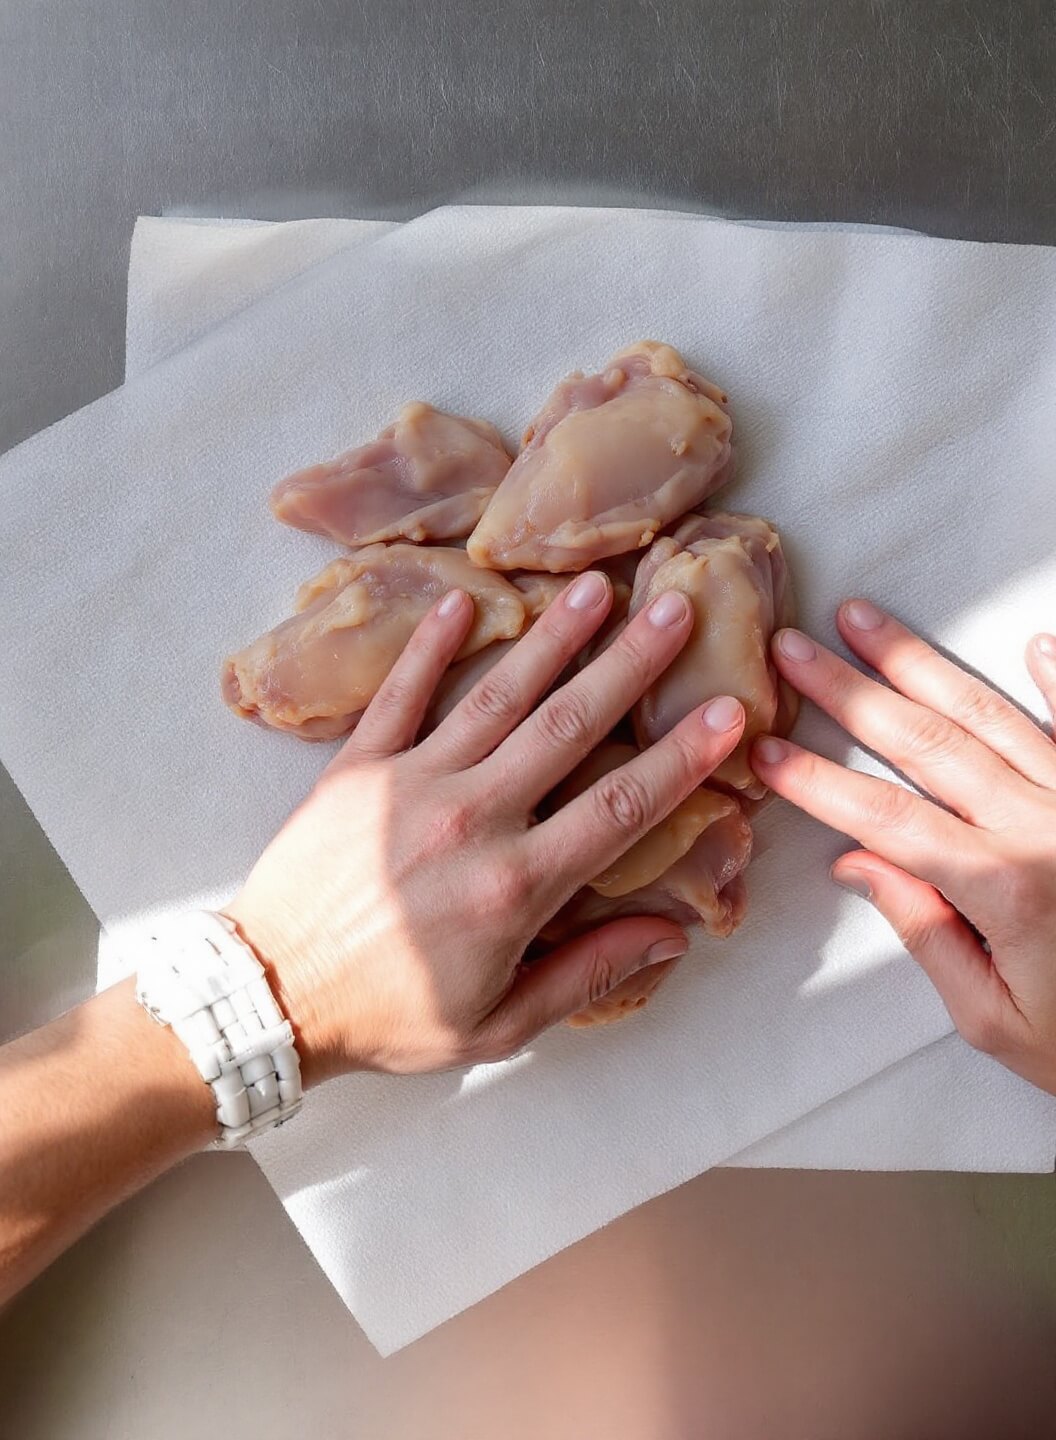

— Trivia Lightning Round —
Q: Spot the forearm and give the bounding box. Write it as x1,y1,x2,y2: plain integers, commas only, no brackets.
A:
0,977,215,1306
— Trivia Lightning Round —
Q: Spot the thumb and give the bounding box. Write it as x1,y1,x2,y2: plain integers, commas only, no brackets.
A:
566,954,682,1029
832,850,1009,1054
493,918,689,1047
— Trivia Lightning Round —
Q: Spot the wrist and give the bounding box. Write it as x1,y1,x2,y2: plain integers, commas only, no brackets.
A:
0,979,217,1304
134,911,307,1144
219,900,341,1088
105,979,218,1157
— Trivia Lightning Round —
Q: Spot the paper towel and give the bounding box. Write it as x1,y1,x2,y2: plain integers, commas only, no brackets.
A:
125,215,399,375
732,1035,1056,1171
124,212,1056,1184
1,206,1055,1353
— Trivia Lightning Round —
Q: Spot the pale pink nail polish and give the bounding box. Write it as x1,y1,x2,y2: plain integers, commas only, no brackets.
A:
644,937,689,965
754,736,789,765
777,628,816,662
833,869,872,900
1035,633,1056,660
843,599,884,631
566,571,608,611
437,590,464,617
702,695,743,731
648,591,689,628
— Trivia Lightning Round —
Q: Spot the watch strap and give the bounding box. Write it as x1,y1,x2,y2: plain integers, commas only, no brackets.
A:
136,911,303,1148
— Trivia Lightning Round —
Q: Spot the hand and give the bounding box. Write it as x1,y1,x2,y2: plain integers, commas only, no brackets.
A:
751,602,1056,1096
225,571,745,1083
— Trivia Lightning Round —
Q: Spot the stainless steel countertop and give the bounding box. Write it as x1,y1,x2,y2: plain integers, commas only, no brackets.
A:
1,2,1055,1435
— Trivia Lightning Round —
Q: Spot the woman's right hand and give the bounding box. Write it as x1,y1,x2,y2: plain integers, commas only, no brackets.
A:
225,570,745,1084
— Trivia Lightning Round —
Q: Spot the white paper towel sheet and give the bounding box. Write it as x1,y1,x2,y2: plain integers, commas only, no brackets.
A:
2,206,1055,1353
124,212,1056,1183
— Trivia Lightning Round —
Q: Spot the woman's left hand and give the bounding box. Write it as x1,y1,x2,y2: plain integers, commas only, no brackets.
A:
750,601,1056,1097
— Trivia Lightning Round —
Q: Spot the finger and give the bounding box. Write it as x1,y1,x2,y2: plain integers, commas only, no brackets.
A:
831,849,1016,1057
771,625,1035,828
837,601,1056,793
750,735,983,906
479,589,695,807
1026,633,1056,741
348,590,475,758
429,570,612,769
485,920,689,1048
565,959,680,1028
530,697,745,903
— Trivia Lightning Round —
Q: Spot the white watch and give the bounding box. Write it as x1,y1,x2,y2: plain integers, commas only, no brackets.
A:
135,910,303,1149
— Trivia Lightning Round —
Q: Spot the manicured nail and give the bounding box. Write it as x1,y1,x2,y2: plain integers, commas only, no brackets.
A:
833,868,872,900
1034,633,1056,660
437,590,464,618
777,628,816,662
566,571,608,611
702,695,743,731
643,937,689,965
648,591,689,628
843,599,884,631
753,736,789,765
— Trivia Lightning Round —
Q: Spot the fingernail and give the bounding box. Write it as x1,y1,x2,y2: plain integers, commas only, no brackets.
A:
437,590,464,618
833,868,872,900
777,628,816,662
566,571,608,611
643,937,689,965
1035,633,1056,660
702,695,743,731
753,736,789,765
843,599,884,631
648,591,689,628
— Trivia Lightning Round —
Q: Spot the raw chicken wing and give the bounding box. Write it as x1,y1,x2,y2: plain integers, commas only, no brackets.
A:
466,341,732,572
223,544,526,740
270,402,512,546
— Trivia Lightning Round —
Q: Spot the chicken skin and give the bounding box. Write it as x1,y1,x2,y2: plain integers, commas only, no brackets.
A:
466,342,732,572
222,544,526,740
270,402,512,547
632,512,796,800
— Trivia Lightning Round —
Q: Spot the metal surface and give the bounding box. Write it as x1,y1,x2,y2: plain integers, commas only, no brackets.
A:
3,0,1056,455
1,1,1055,1435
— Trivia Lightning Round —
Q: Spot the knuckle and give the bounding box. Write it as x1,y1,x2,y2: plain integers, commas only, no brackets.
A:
611,628,655,686
668,730,707,782
538,689,598,749
431,798,475,847
891,896,939,954
587,947,619,1006
371,674,416,722
948,684,1009,737
594,770,652,837
465,669,523,728
820,659,858,709
900,709,960,764
540,599,597,655
860,782,915,834
480,857,533,914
